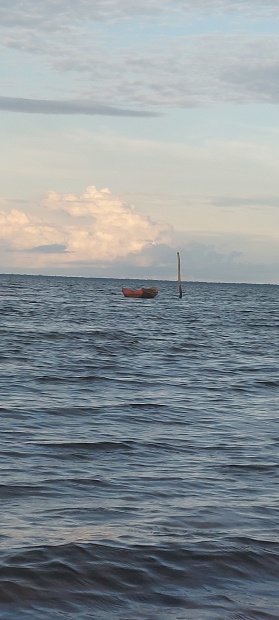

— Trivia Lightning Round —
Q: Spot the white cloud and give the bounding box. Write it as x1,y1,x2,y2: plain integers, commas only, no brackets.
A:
45,186,171,260
0,208,64,250
0,186,171,266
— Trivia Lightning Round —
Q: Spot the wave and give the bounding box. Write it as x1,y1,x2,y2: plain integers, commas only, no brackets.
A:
0,539,278,618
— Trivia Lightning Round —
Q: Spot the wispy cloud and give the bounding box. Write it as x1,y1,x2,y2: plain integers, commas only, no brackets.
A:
209,196,279,209
0,97,157,117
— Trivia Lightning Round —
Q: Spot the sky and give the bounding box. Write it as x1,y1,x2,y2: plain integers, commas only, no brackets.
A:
1,0,279,283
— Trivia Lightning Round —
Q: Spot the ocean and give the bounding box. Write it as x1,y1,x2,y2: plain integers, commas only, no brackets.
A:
0,273,278,619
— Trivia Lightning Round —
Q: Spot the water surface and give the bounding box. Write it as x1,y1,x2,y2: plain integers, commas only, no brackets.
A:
0,275,278,618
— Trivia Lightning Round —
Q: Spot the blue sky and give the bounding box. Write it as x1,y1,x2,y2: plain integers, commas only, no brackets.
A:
1,0,279,282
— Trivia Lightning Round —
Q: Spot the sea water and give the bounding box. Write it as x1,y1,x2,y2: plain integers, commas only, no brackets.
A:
0,274,278,619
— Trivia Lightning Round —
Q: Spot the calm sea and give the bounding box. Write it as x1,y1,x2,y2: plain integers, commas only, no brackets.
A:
0,274,278,619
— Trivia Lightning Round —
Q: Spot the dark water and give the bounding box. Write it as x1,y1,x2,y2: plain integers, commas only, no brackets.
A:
0,274,278,619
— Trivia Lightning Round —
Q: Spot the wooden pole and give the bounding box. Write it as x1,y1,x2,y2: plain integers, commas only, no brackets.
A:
177,251,183,298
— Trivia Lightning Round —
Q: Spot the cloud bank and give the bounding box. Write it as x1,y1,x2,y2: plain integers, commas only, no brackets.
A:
1,185,279,283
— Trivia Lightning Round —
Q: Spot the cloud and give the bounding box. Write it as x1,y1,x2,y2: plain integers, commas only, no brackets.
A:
47,238,279,284
29,244,67,253
0,97,158,117
1,1,279,28
0,185,171,265
1,190,279,282
209,196,279,209
44,186,172,261
0,208,64,250
1,2,279,111
178,240,279,283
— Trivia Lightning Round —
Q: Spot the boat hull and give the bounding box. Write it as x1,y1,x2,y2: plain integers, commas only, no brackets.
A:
122,287,158,299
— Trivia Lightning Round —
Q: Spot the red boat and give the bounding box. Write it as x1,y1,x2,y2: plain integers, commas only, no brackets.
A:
122,286,158,299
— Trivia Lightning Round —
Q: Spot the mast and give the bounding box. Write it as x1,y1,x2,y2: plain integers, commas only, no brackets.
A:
177,252,183,298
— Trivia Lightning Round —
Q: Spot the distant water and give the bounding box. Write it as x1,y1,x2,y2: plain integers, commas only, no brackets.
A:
0,274,278,619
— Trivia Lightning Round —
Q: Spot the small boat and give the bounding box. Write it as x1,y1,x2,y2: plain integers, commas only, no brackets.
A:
122,286,158,299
